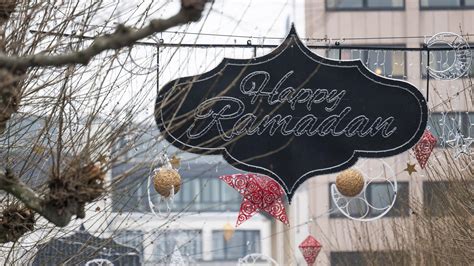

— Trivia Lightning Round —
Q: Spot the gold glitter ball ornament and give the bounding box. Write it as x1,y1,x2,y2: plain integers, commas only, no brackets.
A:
335,169,365,197
223,222,235,241
169,155,181,169
153,168,181,198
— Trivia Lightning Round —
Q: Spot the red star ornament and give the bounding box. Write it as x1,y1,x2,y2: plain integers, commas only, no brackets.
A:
219,173,289,227
299,235,322,266
413,130,437,169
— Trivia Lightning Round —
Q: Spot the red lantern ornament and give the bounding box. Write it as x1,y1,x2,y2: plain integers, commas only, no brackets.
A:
219,173,289,227
299,235,322,266
413,130,437,169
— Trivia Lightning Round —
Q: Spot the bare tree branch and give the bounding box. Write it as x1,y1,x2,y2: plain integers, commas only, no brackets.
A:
0,168,72,226
0,0,210,233
0,0,207,70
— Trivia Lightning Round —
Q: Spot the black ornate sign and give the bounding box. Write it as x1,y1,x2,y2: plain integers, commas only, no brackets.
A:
155,26,428,201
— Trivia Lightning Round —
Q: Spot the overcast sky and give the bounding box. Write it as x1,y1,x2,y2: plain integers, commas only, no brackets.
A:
160,0,306,43
100,0,307,122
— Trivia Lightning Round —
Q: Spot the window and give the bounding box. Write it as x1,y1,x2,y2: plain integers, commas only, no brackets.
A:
369,182,410,217
327,47,406,78
427,112,473,147
421,45,473,78
114,230,145,263
423,181,474,217
420,0,474,9
330,251,410,265
212,230,261,260
330,182,409,218
326,0,404,10
165,165,242,212
111,162,243,213
151,230,202,263
111,163,150,213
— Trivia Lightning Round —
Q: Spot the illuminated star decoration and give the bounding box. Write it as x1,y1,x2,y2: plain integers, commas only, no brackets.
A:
413,130,437,169
445,132,473,159
219,173,289,227
404,163,417,175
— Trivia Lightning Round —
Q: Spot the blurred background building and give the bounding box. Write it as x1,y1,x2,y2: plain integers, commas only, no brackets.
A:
105,1,474,265
107,129,273,265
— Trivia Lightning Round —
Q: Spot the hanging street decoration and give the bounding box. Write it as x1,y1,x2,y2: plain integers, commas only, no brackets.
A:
223,222,235,241
153,165,182,198
169,155,181,169
331,160,398,221
147,155,182,218
425,32,472,80
155,24,428,201
335,168,365,197
404,163,417,175
169,246,186,265
445,132,473,159
84,259,113,266
219,173,289,227
299,235,322,266
237,253,279,266
413,130,437,169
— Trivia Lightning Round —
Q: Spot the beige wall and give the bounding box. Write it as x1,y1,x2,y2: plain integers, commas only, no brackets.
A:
305,0,474,112
306,1,474,41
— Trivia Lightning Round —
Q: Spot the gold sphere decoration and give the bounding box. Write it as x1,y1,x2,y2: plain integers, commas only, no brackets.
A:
153,168,181,198
336,168,365,197
169,155,181,169
223,222,235,242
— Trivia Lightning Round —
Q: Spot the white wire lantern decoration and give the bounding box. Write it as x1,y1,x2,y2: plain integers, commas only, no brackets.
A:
168,245,187,265
147,153,180,218
237,253,279,266
425,32,472,80
426,112,473,171
84,259,113,266
330,159,398,221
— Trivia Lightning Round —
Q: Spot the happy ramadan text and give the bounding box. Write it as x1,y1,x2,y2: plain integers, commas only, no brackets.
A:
186,70,396,140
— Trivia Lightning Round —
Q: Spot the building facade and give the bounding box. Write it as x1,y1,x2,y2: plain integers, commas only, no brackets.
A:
107,132,274,265
298,0,474,265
